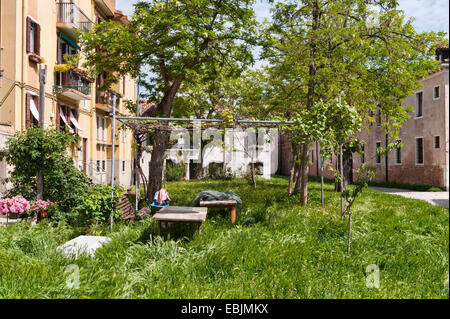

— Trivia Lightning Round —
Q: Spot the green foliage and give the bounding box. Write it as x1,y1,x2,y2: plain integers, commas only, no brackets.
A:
73,185,124,227
62,53,81,68
206,163,233,180
0,127,90,212
79,0,259,101
342,163,377,213
165,161,185,182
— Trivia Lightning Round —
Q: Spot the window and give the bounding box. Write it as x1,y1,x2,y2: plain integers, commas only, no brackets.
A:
97,160,100,172
25,93,39,127
102,160,106,170
311,150,314,163
83,100,90,111
29,24,35,53
415,92,423,117
103,118,107,141
122,161,126,172
122,76,126,96
376,142,381,164
434,136,440,149
96,116,101,140
26,17,40,55
416,138,424,164
434,86,440,100
395,140,402,164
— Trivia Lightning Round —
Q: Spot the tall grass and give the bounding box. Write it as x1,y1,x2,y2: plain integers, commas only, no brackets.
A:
0,177,448,298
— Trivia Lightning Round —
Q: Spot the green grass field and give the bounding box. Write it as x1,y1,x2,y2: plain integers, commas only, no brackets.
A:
0,177,448,298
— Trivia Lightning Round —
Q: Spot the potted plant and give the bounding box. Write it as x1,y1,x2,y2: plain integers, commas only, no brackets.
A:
31,200,54,219
28,53,45,64
0,196,31,221
54,64,72,72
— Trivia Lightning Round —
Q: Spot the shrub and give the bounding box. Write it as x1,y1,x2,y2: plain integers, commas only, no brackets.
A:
0,127,90,212
72,185,124,227
207,163,233,180
165,161,185,181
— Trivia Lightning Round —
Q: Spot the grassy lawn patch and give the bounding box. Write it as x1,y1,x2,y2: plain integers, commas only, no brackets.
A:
0,177,448,298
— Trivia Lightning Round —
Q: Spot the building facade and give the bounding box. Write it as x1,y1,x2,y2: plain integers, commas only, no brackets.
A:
0,0,137,193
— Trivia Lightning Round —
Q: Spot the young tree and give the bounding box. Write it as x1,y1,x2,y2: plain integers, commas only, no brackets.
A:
80,0,259,198
262,0,445,205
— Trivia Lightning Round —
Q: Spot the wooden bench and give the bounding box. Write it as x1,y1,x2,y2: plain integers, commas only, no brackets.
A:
151,206,208,236
115,194,150,221
199,200,237,224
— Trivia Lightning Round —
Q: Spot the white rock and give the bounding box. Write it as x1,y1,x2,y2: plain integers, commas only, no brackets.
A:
57,236,111,259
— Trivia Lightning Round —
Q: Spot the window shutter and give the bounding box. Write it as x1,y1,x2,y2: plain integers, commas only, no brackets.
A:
34,95,39,111
35,23,41,55
25,94,31,127
26,17,31,53
103,118,106,141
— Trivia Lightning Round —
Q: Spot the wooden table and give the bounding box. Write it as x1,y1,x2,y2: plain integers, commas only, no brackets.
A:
151,206,208,236
199,200,237,224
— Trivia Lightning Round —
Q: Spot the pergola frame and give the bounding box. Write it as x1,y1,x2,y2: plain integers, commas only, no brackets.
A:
107,113,343,232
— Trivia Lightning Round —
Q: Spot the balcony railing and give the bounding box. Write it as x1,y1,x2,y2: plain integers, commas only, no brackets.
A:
96,89,115,107
57,2,93,34
55,69,92,100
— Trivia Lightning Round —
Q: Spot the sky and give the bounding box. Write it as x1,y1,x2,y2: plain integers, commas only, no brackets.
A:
116,0,449,34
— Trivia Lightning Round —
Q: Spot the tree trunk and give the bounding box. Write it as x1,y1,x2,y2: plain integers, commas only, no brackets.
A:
146,129,170,200
335,152,351,192
145,76,184,200
288,143,300,196
193,162,203,179
299,143,310,205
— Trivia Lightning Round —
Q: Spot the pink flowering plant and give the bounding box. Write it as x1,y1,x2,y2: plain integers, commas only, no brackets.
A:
0,196,31,215
31,200,54,213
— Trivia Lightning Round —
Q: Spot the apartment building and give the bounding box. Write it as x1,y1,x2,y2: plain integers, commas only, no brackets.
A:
0,0,137,193
279,47,449,190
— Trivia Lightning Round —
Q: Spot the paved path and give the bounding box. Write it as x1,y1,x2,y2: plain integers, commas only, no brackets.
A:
369,187,449,209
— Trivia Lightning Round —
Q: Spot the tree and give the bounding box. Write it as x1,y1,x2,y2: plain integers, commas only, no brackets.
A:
0,127,90,213
342,163,376,254
262,0,445,205
80,0,259,199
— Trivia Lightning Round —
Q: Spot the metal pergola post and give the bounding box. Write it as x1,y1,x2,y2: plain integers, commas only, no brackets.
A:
135,79,141,211
110,93,117,233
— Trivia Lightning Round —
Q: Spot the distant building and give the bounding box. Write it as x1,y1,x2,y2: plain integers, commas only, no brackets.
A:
354,46,448,190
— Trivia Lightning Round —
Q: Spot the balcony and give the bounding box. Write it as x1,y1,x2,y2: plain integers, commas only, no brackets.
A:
54,69,93,101
57,2,93,40
96,89,115,112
